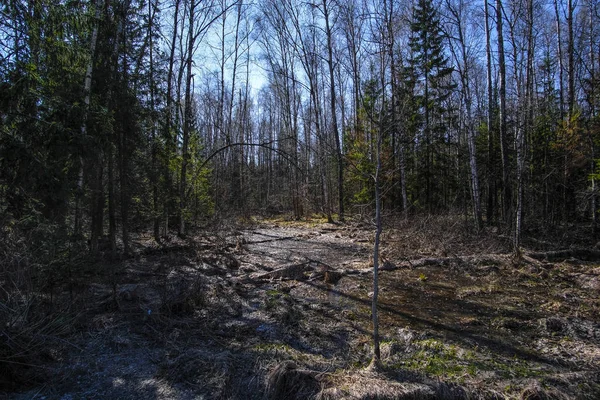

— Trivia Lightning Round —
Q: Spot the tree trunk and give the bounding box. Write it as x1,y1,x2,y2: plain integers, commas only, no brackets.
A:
76,0,100,237
484,0,496,224
554,0,565,118
448,0,482,230
371,114,383,368
567,0,574,118
563,0,575,222
515,0,535,255
119,127,130,255
148,0,160,243
386,0,407,214
108,144,117,257
323,0,344,222
89,155,104,255
590,0,598,235
496,0,511,225
116,0,132,255
163,0,181,237
179,0,196,236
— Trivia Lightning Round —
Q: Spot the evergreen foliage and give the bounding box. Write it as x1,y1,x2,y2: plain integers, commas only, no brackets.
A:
404,0,456,212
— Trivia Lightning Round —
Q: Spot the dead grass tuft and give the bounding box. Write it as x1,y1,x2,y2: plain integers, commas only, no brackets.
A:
160,276,206,316
519,384,570,400
266,360,321,400
159,349,233,393
431,381,471,400
380,341,403,361
317,370,437,400
0,312,74,391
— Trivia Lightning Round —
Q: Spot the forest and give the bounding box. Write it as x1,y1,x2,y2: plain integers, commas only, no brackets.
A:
1,0,600,398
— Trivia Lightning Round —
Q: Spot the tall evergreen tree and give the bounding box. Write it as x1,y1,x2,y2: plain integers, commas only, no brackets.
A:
407,0,455,212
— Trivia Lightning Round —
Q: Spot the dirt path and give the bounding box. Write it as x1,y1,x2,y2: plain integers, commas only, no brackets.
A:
239,225,370,274
7,222,374,399
5,220,600,399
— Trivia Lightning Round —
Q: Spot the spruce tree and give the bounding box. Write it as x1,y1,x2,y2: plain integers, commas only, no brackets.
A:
407,0,455,212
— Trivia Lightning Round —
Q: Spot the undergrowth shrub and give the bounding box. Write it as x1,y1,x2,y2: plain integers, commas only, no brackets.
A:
0,213,84,391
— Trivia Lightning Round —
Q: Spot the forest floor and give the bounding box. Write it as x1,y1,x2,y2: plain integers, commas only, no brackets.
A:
3,215,600,399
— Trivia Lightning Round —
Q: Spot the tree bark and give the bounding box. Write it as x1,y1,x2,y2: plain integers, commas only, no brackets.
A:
163,0,181,237
371,105,383,367
484,0,496,225
322,0,345,222
567,0,575,117
108,144,117,257
515,0,535,255
589,0,598,235
89,155,104,254
116,0,132,255
554,0,565,118
179,0,196,236
565,0,575,222
447,0,482,230
148,0,160,243
76,0,100,238
496,0,511,225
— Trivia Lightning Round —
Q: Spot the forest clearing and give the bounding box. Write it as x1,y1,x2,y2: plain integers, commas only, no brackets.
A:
2,215,599,399
4,0,600,397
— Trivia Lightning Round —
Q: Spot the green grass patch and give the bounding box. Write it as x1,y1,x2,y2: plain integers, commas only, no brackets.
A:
387,337,546,384
389,339,474,381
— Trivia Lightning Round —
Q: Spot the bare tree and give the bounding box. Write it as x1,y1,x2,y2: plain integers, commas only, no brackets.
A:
496,0,511,225
484,0,496,224
77,0,100,240
178,0,224,236
321,0,345,221
514,0,536,254
445,0,483,230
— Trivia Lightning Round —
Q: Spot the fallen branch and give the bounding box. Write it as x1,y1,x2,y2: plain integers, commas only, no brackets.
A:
245,236,296,245
250,262,314,281
349,254,511,275
527,249,600,262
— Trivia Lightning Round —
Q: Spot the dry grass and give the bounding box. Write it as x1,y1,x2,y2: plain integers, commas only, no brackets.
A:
381,214,510,260
0,220,82,392
266,361,321,400
159,348,234,394
3,216,600,398
519,384,571,400
315,368,468,400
